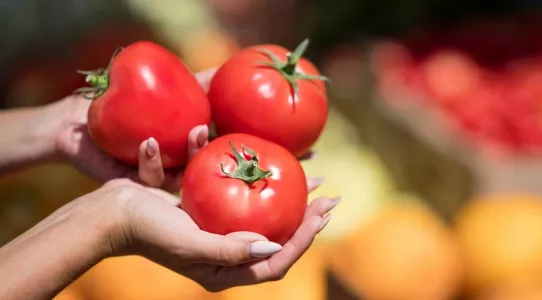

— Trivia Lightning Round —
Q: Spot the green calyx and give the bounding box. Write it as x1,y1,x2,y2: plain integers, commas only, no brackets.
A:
221,141,272,184
257,38,329,101
73,47,124,100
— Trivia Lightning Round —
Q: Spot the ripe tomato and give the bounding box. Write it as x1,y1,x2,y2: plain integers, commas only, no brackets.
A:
208,39,328,157
78,41,210,168
181,133,308,245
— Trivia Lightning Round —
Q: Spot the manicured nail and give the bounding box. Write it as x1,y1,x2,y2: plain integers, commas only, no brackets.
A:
318,214,332,233
146,137,159,157
249,241,282,258
196,125,208,147
325,197,341,213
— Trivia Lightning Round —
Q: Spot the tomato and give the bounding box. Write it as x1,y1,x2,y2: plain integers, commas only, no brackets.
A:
78,41,211,168
208,39,328,158
181,133,308,245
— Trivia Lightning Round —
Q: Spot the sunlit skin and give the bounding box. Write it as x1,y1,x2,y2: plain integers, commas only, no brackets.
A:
208,41,328,157
85,41,211,168
182,133,308,245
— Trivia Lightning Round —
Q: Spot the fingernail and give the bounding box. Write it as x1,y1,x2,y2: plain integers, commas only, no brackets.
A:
249,241,282,258
318,214,332,233
196,125,208,147
325,197,341,213
146,137,159,157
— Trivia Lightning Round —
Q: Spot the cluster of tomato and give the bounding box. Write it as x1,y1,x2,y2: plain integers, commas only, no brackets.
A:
373,15,542,155
78,40,328,245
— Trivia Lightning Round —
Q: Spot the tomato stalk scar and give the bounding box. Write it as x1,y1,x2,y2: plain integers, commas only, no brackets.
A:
220,141,272,184
256,38,329,101
73,47,124,100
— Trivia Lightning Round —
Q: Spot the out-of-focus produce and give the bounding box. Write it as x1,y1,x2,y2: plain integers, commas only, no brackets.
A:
302,107,393,243
58,256,218,300
372,14,542,156
218,246,326,300
454,194,542,296
474,279,542,300
329,196,463,300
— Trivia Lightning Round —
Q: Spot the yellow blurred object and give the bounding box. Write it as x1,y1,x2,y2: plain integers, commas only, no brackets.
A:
302,106,393,243
180,28,239,72
474,279,542,300
218,245,326,300
329,198,463,300
60,256,217,300
54,287,83,300
455,195,542,295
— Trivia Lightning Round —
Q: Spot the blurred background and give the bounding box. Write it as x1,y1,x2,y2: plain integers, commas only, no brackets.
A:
4,0,542,299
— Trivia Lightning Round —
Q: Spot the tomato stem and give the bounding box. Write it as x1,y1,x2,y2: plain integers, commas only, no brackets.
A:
282,38,309,75
220,141,272,184
256,38,329,101
73,47,124,100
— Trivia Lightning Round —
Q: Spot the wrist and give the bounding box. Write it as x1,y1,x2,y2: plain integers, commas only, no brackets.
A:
0,191,120,299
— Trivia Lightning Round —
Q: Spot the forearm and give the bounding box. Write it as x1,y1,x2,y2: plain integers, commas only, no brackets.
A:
0,201,113,300
0,102,64,174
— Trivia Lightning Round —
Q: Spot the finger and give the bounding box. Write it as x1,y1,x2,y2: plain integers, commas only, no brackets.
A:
188,125,209,160
306,176,324,193
185,230,281,266
137,138,165,188
304,196,340,220
195,68,218,93
226,215,325,286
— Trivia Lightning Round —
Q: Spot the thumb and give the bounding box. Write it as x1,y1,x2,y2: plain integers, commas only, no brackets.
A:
187,231,283,266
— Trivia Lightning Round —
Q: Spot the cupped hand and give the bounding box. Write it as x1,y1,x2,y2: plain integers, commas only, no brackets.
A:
100,141,337,292
53,69,217,192
110,180,335,291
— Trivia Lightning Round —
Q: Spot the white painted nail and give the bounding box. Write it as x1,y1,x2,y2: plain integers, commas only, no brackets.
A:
249,241,282,258
146,137,159,157
325,197,341,213
318,214,332,233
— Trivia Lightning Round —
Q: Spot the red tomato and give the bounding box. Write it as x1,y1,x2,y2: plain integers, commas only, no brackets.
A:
208,39,328,157
81,41,211,168
181,133,308,245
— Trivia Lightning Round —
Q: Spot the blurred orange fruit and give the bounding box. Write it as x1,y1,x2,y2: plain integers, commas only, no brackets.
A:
53,285,83,300
474,279,542,300
179,28,239,72
329,199,463,300
219,245,326,300
58,255,217,300
454,194,542,295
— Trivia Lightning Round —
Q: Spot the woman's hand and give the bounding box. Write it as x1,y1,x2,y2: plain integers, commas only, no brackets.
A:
112,135,336,291
103,179,335,292
0,142,336,300
52,69,217,192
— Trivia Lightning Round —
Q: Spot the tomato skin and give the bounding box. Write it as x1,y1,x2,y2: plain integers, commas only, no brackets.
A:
87,41,211,168
208,44,328,157
181,133,308,245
